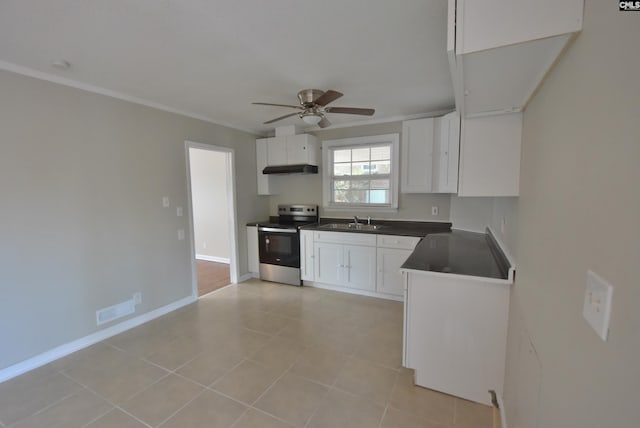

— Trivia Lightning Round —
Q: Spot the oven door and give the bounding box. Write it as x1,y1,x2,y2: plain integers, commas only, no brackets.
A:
258,227,300,268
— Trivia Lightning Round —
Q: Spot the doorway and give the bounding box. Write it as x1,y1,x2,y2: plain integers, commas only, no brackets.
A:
185,142,239,297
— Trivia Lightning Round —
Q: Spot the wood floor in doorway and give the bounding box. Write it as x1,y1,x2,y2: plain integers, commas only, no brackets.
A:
196,260,230,296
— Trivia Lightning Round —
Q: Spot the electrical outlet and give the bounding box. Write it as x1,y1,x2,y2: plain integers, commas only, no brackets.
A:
133,292,142,305
177,229,185,240
203,241,207,249
162,196,170,207
176,206,183,217
501,217,506,234
583,270,613,341
431,206,439,216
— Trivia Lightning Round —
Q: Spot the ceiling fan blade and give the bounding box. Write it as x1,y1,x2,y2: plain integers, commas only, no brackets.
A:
264,112,299,124
252,102,303,110
325,107,375,116
317,117,331,128
313,90,343,106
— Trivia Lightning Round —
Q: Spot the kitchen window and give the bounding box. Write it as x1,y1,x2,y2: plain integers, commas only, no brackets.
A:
322,134,399,210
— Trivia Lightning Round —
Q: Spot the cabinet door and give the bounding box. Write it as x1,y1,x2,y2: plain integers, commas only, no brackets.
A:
256,138,275,195
314,242,343,284
267,137,287,166
432,112,460,194
401,118,434,193
285,134,309,164
376,247,412,296
300,230,315,281
247,226,259,274
343,245,376,291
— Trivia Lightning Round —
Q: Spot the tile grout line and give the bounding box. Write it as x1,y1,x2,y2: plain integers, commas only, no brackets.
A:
5,381,84,427
78,406,119,428
153,388,208,428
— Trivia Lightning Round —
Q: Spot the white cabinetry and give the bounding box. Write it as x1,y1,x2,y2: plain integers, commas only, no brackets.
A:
303,231,420,299
401,118,434,193
247,226,259,276
433,112,460,193
448,0,584,117
401,112,460,194
267,134,318,166
256,134,319,195
376,235,421,297
403,270,510,405
256,138,277,195
458,113,522,196
313,232,377,292
300,230,315,281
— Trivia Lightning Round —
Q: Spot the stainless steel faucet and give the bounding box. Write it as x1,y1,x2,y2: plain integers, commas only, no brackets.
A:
367,216,371,225
353,215,360,224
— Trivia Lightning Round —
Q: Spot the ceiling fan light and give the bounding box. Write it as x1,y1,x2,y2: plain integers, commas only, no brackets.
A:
301,114,322,125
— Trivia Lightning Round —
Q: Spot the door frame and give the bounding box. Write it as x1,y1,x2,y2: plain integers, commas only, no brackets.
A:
184,141,239,297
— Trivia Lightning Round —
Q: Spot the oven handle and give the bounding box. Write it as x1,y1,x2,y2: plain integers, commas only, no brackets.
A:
258,227,298,233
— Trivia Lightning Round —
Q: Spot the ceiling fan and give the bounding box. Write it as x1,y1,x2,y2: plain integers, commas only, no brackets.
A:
252,89,375,128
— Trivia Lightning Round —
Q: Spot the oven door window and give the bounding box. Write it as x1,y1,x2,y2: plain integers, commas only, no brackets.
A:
258,231,300,268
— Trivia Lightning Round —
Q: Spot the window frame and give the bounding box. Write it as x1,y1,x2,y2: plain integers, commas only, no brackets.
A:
322,134,400,211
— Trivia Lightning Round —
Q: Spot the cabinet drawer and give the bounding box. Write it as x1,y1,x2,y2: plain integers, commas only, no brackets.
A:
313,231,376,246
376,235,421,250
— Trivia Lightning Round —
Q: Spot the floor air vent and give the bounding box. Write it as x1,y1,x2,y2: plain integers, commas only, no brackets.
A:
96,293,141,325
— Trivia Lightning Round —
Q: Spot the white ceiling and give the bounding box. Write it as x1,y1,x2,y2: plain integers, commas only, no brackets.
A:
0,0,454,135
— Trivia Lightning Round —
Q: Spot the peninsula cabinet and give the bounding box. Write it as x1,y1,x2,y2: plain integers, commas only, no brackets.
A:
447,0,584,117
403,270,511,406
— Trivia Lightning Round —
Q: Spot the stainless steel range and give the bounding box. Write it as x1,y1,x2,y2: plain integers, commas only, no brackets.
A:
258,204,318,286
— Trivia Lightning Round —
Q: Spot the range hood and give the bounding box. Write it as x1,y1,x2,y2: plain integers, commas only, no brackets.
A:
262,164,318,174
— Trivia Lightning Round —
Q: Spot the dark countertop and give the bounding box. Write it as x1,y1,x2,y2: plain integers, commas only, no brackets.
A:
401,229,511,280
300,219,452,237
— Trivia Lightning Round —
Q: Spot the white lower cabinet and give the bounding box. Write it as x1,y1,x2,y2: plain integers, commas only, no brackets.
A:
403,270,510,405
304,231,419,299
300,230,315,281
246,226,259,275
376,235,421,297
376,247,413,296
314,241,376,291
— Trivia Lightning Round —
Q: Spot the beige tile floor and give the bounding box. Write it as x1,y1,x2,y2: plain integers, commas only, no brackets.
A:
0,280,494,428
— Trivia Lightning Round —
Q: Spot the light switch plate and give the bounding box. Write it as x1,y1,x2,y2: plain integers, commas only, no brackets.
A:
583,270,613,341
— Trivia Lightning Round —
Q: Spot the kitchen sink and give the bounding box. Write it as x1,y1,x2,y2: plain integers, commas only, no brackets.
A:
319,223,385,231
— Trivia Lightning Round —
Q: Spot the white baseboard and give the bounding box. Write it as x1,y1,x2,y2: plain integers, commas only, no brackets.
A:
238,272,258,282
195,254,230,264
304,281,403,302
0,294,196,384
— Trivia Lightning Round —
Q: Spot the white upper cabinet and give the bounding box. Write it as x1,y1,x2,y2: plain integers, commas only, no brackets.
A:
458,113,522,197
256,138,277,195
433,112,460,193
448,0,584,117
401,112,460,194
401,118,434,193
266,134,318,166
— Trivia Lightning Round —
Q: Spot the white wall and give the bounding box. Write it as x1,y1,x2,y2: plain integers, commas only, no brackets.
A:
189,148,230,261
503,1,640,426
0,69,267,371
268,122,452,222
